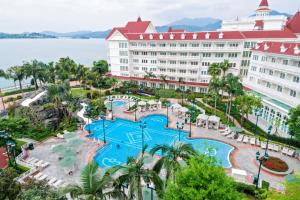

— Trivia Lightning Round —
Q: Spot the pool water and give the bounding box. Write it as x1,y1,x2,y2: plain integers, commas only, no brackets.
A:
86,115,233,168
106,100,126,109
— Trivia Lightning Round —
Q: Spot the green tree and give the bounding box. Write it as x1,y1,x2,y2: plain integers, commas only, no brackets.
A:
0,69,7,78
0,168,21,200
55,57,77,82
112,151,163,200
92,60,108,76
224,73,244,118
150,142,197,184
208,63,221,77
17,179,65,200
23,60,45,90
7,66,26,91
208,77,221,114
90,98,106,119
219,60,231,97
287,105,300,140
163,155,241,200
235,94,262,125
63,161,124,200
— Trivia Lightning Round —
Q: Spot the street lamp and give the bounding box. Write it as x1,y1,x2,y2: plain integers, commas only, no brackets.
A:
100,112,107,144
253,125,272,189
188,110,195,138
166,102,170,127
139,121,147,154
254,108,263,132
176,121,184,143
134,99,138,122
108,96,114,120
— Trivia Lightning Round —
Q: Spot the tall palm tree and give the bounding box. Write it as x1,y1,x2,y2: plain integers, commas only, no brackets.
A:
224,73,244,119
63,161,125,200
7,66,25,91
159,75,168,89
219,60,231,97
23,60,44,90
178,77,185,104
111,147,163,200
150,142,197,184
208,77,221,114
208,63,221,78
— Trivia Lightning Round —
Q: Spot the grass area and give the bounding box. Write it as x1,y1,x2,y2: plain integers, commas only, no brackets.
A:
71,88,90,98
16,164,30,173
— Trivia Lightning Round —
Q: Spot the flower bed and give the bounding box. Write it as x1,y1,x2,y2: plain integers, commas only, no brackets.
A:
262,157,288,172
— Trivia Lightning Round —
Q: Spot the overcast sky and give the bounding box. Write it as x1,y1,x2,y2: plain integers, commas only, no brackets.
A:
0,0,298,33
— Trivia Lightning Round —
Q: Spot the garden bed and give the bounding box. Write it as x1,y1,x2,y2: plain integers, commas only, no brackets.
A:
262,156,289,173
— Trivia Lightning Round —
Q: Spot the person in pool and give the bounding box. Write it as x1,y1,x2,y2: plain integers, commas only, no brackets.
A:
117,144,120,149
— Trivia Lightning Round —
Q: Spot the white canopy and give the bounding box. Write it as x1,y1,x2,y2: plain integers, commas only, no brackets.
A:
148,100,157,105
138,101,147,106
179,107,189,113
197,114,209,120
208,115,220,123
171,103,181,109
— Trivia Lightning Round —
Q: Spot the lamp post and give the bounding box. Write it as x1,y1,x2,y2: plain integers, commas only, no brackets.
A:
139,121,147,154
147,183,156,200
254,108,263,132
188,110,195,138
166,102,170,127
100,112,107,144
127,90,131,110
253,125,272,189
108,96,114,120
134,99,138,122
176,121,184,143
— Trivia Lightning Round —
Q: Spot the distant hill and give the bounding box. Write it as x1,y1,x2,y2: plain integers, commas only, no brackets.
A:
166,17,221,27
0,32,56,39
41,30,111,39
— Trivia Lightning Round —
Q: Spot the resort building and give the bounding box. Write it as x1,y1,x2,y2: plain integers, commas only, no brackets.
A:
244,42,300,136
106,0,300,93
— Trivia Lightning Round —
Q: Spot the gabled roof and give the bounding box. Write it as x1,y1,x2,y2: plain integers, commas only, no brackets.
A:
106,17,151,40
286,11,300,34
259,0,269,7
252,41,300,56
241,29,297,39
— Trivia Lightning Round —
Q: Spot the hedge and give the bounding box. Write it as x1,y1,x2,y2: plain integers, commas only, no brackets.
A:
1,87,35,96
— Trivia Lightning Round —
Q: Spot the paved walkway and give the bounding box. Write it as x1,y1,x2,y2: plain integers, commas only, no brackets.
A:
21,90,46,107
77,103,89,124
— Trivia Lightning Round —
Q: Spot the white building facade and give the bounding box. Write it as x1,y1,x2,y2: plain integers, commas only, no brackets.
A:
244,42,300,136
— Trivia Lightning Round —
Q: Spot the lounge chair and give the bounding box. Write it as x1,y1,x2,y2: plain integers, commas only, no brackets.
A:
282,147,289,154
261,142,267,149
256,139,261,146
53,180,64,187
35,160,44,167
34,172,43,179
27,157,35,163
237,135,244,142
220,127,229,134
227,133,235,139
38,174,48,181
273,144,280,152
31,158,39,164
48,177,57,185
243,136,249,143
287,149,295,157
222,130,231,136
250,137,256,145
41,162,50,168
268,144,274,151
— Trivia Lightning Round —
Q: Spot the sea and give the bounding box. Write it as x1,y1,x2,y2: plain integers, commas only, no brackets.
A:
0,38,107,89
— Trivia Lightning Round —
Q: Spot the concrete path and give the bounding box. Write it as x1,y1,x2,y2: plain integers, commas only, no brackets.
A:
21,90,47,107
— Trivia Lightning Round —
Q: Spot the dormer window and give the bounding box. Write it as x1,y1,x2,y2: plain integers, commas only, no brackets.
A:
181,34,185,40
193,33,197,39
149,34,153,40
170,34,174,40
294,45,300,55
264,43,269,50
280,44,287,53
205,33,210,39
218,32,224,39
139,34,143,40
255,44,260,49
159,34,163,40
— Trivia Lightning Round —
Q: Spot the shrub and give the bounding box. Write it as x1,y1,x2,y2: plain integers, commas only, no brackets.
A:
261,181,270,190
104,90,111,96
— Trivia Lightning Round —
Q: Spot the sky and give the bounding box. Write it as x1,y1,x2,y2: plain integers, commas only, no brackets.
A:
0,0,298,33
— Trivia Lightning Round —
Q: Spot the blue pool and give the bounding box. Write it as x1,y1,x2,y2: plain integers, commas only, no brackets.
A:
86,115,233,168
106,100,126,109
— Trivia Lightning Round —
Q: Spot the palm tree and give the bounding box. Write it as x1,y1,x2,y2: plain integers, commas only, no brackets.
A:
111,147,163,200
208,63,221,78
178,77,185,104
208,77,221,114
150,142,197,184
7,66,25,91
219,60,231,97
23,60,44,90
63,161,125,200
159,75,168,89
224,73,244,119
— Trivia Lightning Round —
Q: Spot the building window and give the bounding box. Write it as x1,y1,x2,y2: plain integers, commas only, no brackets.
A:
277,86,282,92
280,73,285,79
179,43,187,47
253,55,259,60
203,43,211,48
150,60,157,64
150,52,157,56
229,43,239,47
203,53,211,57
142,52,148,55
119,42,128,48
142,67,147,71
120,66,128,71
191,62,198,66
243,51,251,57
269,70,273,76
119,51,128,56
180,53,188,56
159,43,166,47
283,59,289,65
228,53,238,58
133,59,139,63
191,53,199,57
261,56,267,62
215,53,224,58
179,70,186,74
266,82,271,88
290,90,296,97
202,62,210,66
133,67,139,70
180,61,187,65
191,43,199,47
293,76,300,83
159,60,166,64
160,52,166,56
131,42,137,47
216,43,225,48
120,58,128,64
132,51,139,55
271,58,276,63
170,61,176,65
142,59,148,63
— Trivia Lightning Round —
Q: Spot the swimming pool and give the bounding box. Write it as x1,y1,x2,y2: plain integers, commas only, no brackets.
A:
106,100,126,110
86,115,233,168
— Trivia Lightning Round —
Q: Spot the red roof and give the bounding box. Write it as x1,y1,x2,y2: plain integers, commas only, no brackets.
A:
254,20,264,30
241,29,297,39
256,7,270,11
286,11,300,34
259,0,269,7
0,148,8,169
106,17,151,40
252,42,300,56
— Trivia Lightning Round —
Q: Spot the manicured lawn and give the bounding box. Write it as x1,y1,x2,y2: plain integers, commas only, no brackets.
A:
71,88,90,98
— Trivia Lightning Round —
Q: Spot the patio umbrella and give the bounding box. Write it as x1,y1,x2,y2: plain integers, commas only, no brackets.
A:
59,156,76,168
